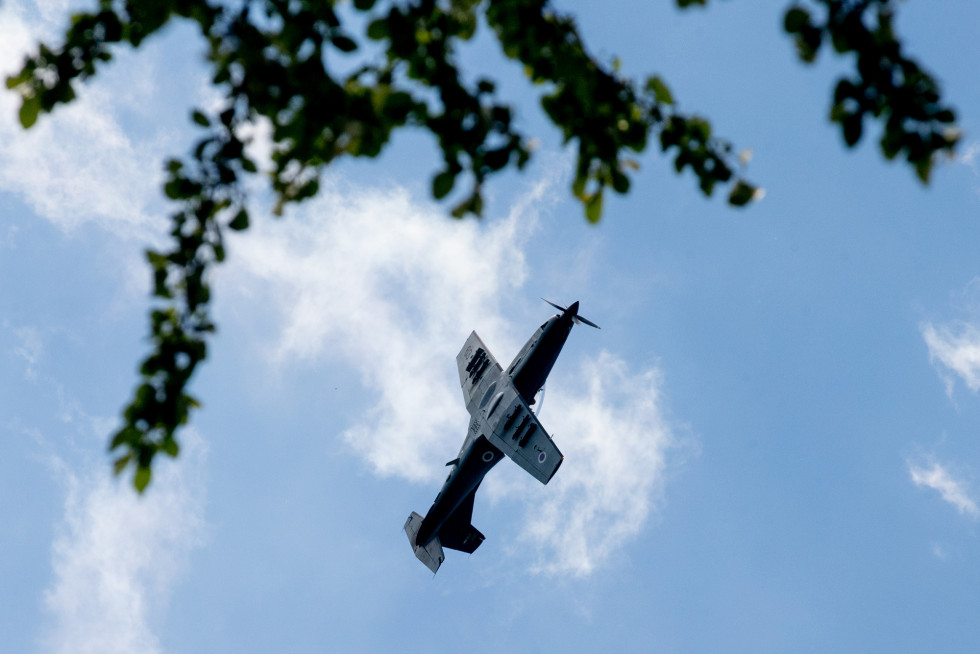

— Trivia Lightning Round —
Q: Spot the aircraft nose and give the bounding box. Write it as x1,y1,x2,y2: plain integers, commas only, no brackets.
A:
568,300,579,316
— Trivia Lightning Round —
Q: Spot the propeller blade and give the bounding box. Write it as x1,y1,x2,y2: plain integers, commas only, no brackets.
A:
543,298,600,328
542,298,567,313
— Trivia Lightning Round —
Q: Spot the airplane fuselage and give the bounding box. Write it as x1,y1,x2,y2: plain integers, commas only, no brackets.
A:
508,311,575,403
414,434,501,548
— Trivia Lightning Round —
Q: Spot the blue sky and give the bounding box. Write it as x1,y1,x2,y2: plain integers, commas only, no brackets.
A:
3,0,980,652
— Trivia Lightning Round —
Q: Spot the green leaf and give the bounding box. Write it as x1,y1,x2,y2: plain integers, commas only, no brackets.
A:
353,0,376,9
162,438,179,457
110,428,132,450
914,157,932,184
113,454,132,475
6,70,29,89
19,96,40,128
783,7,810,33
191,110,210,127
571,174,587,201
229,209,249,231
611,169,630,194
585,191,603,224
432,171,454,199
134,466,152,493
841,112,863,147
798,26,822,63
146,249,168,267
164,179,182,199
647,76,674,106
728,180,758,206
450,192,483,218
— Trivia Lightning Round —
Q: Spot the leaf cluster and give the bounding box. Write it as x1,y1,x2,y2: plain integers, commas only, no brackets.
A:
784,0,958,181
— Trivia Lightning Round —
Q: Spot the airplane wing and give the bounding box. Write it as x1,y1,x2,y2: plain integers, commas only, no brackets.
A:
456,331,504,415
456,331,562,485
485,386,563,484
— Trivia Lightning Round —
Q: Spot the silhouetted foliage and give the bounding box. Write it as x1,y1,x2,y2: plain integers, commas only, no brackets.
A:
785,1,958,181
6,0,958,491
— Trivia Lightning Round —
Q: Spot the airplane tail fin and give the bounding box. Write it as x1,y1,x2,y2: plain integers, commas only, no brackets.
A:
404,512,444,574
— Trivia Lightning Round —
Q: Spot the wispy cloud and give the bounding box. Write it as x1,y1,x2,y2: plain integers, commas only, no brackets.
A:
921,276,980,396
0,2,179,242
922,277,980,397
922,322,980,395
223,174,687,574
907,458,979,519
515,351,687,576
41,431,207,654
226,177,543,482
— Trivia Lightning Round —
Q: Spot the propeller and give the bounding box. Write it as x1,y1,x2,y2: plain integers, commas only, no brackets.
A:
542,298,601,329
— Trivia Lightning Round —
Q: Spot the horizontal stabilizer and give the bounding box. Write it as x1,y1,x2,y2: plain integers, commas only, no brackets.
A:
441,523,485,554
440,486,485,554
404,511,444,574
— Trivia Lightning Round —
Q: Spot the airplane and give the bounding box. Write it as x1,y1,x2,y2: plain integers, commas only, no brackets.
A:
404,300,599,573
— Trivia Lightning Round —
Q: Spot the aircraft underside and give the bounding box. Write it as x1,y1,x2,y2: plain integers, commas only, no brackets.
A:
405,302,597,573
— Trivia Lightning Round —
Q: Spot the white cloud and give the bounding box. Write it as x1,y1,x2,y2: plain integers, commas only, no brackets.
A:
226,177,544,482
922,321,980,395
908,459,979,519
514,351,686,576
0,1,181,242
222,173,686,574
0,1,58,62
0,82,163,240
42,431,207,654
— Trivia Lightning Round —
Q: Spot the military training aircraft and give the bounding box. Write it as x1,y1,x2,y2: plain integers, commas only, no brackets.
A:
404,300,599,573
